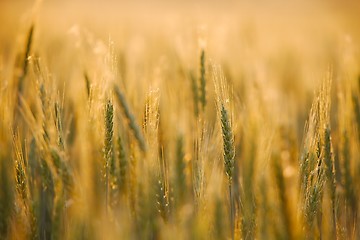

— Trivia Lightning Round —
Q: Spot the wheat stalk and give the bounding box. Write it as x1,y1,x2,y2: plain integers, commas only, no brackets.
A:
199,50,206,112
104,99,114,210
114,85,147,152
213,65,236,239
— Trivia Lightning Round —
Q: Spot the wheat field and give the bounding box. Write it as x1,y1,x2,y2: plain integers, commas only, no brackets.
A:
0,0,360,239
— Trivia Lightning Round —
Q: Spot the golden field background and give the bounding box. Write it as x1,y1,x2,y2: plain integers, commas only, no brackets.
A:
0,0,360,239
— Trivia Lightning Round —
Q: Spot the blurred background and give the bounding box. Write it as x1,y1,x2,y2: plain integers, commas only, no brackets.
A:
1,0,360,85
